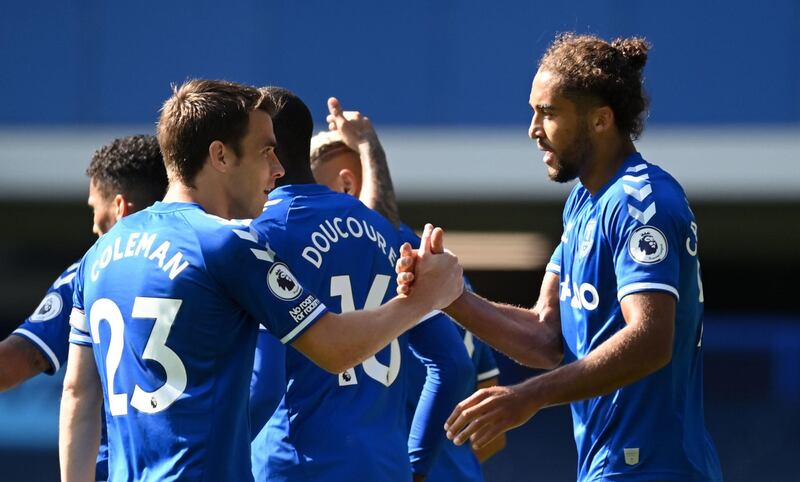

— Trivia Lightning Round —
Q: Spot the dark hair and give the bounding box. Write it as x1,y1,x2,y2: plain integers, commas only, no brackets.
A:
157,79,275,187
259,86,315,185
86,135,168,209
540,33,650,140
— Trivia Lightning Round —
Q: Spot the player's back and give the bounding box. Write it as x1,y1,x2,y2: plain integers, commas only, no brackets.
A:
250,184,408,482
72,201,265,482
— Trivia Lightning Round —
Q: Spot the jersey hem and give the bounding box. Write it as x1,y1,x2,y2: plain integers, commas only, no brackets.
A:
617,282,679,302
477,368,500,382
279,303,328,344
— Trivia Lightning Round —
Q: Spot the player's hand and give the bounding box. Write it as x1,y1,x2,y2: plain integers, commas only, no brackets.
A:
403,224,463,309
395,242,417,296
445,384,540,450
326,97,378,151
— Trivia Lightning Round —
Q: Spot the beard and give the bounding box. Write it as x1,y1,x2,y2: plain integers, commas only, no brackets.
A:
547,125,593,183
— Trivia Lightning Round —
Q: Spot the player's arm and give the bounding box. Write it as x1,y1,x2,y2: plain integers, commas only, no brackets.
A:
398,255,563,368
326,97,400,226
407,315,474,479
59,343,102,482
291,225,463,373
472,377,506,462
444,291,675,449
0,335,50,391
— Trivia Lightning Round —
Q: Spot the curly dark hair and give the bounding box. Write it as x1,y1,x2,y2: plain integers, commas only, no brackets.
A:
540,33,651,140
85,134,168,209
157,79,276,187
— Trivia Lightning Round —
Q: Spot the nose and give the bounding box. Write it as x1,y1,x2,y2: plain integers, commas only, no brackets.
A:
92,224,102,237
271,154,285,179
528,112,543,140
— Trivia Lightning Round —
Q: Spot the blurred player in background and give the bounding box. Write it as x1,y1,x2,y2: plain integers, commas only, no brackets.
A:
0,134,167,481
397,33,723,481
311,99,505,481
60,80,463,482
249,87,472,482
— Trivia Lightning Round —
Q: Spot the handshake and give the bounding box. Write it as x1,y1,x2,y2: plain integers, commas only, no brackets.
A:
395,223,464,311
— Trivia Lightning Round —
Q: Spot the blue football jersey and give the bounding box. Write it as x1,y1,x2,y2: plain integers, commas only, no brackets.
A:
69,201,327,482
250,185,461,482
13,262,78,373
13,262,110,481
547,153,721,481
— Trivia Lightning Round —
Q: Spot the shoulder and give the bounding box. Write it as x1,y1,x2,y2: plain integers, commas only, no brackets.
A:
603,159,692,229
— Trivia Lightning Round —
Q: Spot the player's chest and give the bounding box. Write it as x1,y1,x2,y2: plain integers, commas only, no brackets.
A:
562,204,608,275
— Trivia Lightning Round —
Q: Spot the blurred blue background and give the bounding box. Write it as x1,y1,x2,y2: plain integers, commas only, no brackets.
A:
1,1,798,481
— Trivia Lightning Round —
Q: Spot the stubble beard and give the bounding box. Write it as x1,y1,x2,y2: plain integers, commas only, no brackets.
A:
548,125,593,184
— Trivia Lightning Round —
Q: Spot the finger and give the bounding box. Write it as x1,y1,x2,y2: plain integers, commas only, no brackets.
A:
399,242,413,258
451,413,489,446
445,389,488,430
430,227,444,255
328,121,336,130
395,257,415,275
327,97,343,119
398,272,415,285
470,421,502,450
418,223,434,256
397,284,410,296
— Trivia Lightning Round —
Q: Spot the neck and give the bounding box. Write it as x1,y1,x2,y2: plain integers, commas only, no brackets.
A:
163,174,235,219
579,136,636,195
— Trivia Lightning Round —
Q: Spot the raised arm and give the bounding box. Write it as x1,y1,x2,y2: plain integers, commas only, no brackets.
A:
445,291,675,449
326,97,400,226
60,343,103,482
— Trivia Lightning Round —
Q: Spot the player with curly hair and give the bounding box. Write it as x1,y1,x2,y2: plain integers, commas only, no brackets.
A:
397,33,723,481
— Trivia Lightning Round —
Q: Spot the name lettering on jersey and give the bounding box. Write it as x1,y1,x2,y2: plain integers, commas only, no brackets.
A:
289,294,322,323
91,232,190,282
301,216,397,270
628,226,668,265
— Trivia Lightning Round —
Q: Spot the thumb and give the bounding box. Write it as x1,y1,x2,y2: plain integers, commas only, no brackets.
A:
419,223,433,255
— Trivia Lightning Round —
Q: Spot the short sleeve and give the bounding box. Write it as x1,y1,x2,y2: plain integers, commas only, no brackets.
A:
68,257,93,347
608,193,687,302
11,262,79,373
471,335,500,383
546,243,562,275
209,226,329,344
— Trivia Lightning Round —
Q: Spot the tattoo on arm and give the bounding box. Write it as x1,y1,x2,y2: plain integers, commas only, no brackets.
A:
359,133,401,227
0,335,51,390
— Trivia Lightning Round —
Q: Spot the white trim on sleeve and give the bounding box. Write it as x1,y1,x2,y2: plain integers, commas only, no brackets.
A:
12,329,60,372
69,308,88,332
69,332,93,346
477,368,500,382
617,282,679,302
280,303,327,344
545,263,561,274
415,310,441,326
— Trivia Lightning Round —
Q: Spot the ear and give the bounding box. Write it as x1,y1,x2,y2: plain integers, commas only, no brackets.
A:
112,194,131,221
208,140,228,173
339,168,361,197
591,106,615,134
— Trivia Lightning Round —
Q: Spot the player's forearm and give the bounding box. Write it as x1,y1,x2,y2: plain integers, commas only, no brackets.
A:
518,320,671,409
0,336,49,392
296,296,435,373
444,291,562,369
357,134,400,227
59,385,101,482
